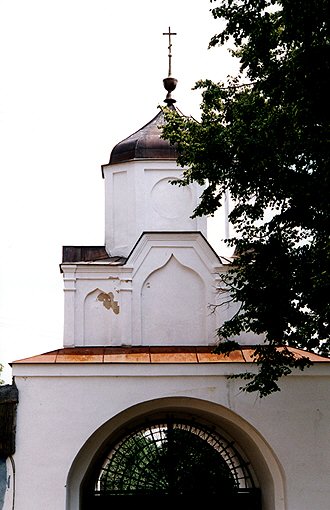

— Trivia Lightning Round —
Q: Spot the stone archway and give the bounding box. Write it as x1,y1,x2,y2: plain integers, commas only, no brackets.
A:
66,398,286,510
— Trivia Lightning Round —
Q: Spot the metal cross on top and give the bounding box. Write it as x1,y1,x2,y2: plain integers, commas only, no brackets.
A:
163,26,177,77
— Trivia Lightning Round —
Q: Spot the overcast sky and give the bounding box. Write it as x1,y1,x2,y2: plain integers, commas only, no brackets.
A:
0,0,240,383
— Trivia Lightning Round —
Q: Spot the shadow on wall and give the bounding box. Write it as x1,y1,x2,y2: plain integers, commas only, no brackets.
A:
0,383,18,509
0,457,6,509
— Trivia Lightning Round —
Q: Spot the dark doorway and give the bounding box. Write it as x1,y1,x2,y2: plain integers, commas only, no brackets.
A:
82,417,261,509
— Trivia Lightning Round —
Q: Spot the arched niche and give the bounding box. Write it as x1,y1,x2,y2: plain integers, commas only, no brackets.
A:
66,397,286,510
141,255,206,345
84,288,120,346
150,177,193,221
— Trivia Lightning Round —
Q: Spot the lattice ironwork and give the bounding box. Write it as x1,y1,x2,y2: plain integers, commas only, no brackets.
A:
92,418,257,498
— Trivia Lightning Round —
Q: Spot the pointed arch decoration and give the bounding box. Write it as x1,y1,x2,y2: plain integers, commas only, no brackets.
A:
84,288,120,345
141,255,206,345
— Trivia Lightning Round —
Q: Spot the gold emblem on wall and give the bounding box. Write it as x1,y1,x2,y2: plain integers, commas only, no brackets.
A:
97,292,120,314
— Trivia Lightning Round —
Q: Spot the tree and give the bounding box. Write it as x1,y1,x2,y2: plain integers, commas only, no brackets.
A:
162,0,330,396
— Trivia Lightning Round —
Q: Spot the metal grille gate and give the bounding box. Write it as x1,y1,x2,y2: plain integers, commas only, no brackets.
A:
82,418,261,509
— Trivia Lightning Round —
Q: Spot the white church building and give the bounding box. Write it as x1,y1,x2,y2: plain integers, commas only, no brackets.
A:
1,68,330,510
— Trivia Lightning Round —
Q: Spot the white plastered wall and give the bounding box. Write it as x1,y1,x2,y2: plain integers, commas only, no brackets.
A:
102,159,206,258
62,264,133,347
127,232,225,345
61,233,229,347
61,232,264,347
9,363,330,510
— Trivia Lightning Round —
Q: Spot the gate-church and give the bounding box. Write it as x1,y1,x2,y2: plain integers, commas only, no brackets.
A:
8,29,330,510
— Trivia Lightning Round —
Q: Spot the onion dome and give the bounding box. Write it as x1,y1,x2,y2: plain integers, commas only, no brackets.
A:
109,107,178,165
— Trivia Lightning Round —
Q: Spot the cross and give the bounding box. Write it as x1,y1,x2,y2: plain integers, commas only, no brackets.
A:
163,26,177,77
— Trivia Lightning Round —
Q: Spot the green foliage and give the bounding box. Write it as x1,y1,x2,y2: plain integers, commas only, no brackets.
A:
162,0,330,396
100,432,160,492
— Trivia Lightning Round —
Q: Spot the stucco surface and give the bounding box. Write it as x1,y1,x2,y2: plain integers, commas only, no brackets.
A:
8,363,330,510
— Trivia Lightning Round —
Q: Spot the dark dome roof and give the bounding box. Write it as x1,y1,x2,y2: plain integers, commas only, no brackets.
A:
109,109,178,164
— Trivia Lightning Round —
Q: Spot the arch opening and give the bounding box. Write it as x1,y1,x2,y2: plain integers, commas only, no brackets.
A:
66,397,286,510
81,412,261,507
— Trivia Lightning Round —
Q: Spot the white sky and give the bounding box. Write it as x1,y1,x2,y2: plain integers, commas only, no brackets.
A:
0,0,239,383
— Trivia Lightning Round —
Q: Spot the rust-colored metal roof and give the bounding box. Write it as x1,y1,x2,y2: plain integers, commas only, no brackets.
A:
108,109,178,165
12,346,330,365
